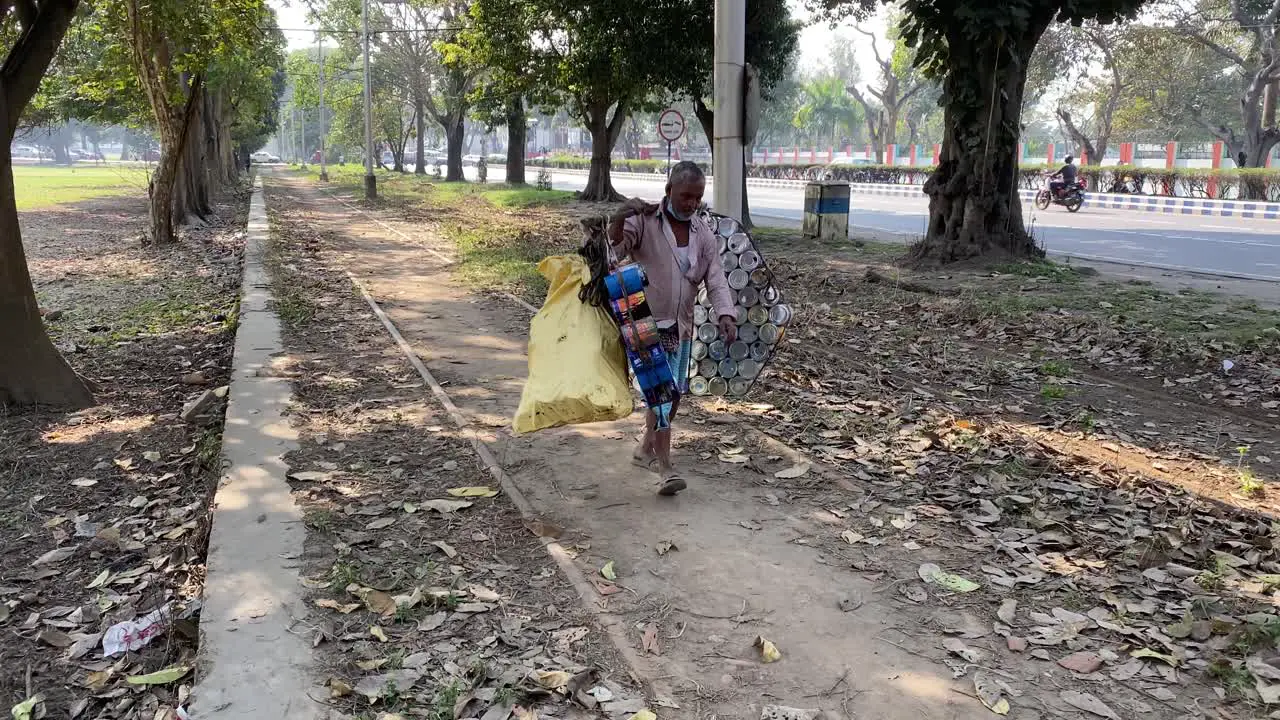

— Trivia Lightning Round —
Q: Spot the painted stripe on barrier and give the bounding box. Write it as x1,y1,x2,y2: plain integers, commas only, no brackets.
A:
547,167,1280,219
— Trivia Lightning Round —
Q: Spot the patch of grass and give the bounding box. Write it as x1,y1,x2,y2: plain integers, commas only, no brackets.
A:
1040,384,1068,401
196,427,222,472
13,164,150,210
428,680,464,720
749,225,903,262
330,560,363,590
1240,469,1266,498
274,291,316,328
492,685,517,706
63,278,227,346
305,508,335,532
1039,360,1071,377
1231,618,1280,655
1208,659,1256,699
992,259,1082,283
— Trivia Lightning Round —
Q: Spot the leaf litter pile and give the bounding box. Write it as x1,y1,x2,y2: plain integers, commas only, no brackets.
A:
0,190,249,718
672,244,1280,717
264,186,649,720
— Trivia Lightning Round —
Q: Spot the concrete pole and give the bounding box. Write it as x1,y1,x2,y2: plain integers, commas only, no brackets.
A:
299,105,307,170
712,0,745,221
318,34,329,182
362,0,377,198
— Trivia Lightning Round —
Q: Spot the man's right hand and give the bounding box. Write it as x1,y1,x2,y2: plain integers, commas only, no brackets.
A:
608,198,658,251
613,197,658,222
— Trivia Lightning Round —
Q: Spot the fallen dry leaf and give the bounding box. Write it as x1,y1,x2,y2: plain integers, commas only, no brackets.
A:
973,672,1009,715
316,598,361,614
997,599,1017,625
421,499,473,514
126,665,190,685
32,545,77,566
1059,691,1119,719
524,519,563,538
755,635,782,663
1058,651,1104,674
641,624,660,655
355,588,397,617
447,486,499,498
774,464,810,479
532,669,572,689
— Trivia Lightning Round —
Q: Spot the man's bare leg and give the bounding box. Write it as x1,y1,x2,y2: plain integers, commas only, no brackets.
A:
653,398,685,495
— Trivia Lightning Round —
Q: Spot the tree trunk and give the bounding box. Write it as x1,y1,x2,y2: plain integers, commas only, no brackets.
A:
170,80,209,227
1264,80,1278,129
150,147,179,244
444,114,465,182
505,95,527,185
0,148,94,408
913,22,1051,264
1056,108,1099,165
414,91,427,175
581,101,628,202
0,0,92,408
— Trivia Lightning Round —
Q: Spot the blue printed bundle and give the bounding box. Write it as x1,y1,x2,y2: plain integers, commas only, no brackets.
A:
603,263,678,428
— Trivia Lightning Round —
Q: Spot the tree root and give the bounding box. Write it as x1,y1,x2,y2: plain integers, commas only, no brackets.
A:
863,268,950,296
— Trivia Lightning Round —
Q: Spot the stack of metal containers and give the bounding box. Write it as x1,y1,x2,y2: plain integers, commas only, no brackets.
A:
688,213,791,397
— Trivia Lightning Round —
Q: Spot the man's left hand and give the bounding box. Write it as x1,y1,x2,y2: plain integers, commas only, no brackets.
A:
718,315,737,343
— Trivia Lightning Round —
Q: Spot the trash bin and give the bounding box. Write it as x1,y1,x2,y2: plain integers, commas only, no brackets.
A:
802,181,850,242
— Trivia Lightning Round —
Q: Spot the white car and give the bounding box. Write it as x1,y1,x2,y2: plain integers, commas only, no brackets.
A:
250,151,280,164
11,145,40,159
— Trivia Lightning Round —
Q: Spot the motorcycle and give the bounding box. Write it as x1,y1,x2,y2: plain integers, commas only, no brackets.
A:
1034,174,1086,213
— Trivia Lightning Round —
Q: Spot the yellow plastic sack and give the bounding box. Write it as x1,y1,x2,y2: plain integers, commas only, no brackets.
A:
513,255,633,434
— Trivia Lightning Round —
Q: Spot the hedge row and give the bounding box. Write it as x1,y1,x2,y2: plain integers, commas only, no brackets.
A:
538,154,1280,200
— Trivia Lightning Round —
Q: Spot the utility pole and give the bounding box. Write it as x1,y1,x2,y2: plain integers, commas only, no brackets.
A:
299,105,307,170
712,0,745,221
318,32,329,181
362,0,377,198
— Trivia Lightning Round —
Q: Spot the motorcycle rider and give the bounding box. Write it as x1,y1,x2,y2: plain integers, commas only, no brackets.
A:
1050,156,1078,199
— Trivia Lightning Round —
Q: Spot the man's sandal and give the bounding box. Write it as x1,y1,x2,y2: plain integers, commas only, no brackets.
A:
657,472,687,496
632,453,660,472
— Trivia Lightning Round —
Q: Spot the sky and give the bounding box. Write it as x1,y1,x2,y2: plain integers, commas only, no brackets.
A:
267,0,890,87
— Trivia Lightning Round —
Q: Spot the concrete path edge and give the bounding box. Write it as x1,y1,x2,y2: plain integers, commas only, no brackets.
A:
190,177,323,718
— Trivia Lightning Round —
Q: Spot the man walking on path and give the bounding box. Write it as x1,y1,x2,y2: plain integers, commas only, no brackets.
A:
607,161,737,495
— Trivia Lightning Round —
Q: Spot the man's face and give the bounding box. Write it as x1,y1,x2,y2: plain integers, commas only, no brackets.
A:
666,178,705,218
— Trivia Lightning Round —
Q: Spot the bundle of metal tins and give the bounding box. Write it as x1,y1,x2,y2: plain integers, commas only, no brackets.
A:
688,213,790,397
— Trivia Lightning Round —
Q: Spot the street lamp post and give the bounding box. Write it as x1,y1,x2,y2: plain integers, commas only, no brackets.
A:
318,32,329,182
362,0,377,199
299,105,307,170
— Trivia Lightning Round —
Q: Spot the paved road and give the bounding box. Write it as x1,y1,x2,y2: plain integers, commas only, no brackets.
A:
482,167,1280,282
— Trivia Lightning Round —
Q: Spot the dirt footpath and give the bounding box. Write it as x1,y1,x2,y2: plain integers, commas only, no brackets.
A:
266,172,1241,720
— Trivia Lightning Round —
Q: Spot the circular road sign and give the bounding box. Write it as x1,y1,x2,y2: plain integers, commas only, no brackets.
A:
657,108,686,143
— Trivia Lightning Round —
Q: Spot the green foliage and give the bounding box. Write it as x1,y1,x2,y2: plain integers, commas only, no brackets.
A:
793,76,863,146
676,0,802,104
